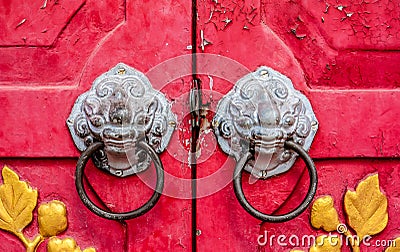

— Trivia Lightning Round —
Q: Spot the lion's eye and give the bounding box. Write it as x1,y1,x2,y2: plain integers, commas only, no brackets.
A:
136,115,149,126
282,114,295,127
89,115,104,127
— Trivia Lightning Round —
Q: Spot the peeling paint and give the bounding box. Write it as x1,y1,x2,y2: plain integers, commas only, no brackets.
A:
199,30,212,52
306,0,400,49
208,75,213,91
290,24,307,40
202,0,260,31
16,18,26,28
40,0,48,9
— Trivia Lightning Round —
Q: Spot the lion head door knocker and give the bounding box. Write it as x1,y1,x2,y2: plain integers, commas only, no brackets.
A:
67,63,176,220
213,66,318,222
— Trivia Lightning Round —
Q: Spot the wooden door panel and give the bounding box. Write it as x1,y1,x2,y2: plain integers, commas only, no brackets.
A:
2,0,399,251
0,0,193,251
196,0,400,251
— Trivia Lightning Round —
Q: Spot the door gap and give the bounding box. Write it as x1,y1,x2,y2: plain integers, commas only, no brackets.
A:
190,0,201,251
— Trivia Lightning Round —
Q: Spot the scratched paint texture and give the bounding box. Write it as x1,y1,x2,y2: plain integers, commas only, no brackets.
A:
196,0,400,251
1,0,400,251
0,0,192,251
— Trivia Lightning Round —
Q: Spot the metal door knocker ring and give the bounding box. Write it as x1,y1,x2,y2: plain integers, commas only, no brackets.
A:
67,63,176,220
75,141,164,220
213,66,319,222
233,141,317,222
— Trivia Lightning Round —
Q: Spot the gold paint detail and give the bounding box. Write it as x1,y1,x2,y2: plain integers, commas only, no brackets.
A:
0,166,41,252
38,200,68,237
48,237,96,252
0,166,97,252
344,174,388,239
311,196,340,232
305,174,392,252
385,237,400,252
309,236,341,252
0,165,38,234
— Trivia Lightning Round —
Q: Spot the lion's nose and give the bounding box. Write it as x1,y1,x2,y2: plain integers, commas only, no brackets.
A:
109,87,132,124
109,106,131,124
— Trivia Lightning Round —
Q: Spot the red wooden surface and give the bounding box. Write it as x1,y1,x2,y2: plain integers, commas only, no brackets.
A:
196,0,400,251
1,0,400,251
0,0,192,251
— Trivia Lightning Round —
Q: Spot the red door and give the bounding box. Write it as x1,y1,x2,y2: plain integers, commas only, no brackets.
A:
0,0,193,251
194,0,400,251
1,0,400,251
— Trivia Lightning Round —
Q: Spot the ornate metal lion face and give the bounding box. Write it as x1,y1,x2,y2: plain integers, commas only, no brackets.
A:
67,63,176,177
213,66,318,178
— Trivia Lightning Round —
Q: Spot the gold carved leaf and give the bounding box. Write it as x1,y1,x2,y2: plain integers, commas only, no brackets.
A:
309,236,341,252
311,196,340,232
0,166,38,234
385,237,400,252
344,174,388,239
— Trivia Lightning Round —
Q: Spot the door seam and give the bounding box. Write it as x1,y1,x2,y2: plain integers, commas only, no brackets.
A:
190,0,201,251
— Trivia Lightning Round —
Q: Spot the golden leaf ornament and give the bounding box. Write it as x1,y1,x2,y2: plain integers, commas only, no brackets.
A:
311,196,340,232
344,174,388,239
0,166,38,234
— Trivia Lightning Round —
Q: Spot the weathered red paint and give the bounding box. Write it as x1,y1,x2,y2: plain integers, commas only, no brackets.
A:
196,0,400,251
1,0,400,251
1,0,192,251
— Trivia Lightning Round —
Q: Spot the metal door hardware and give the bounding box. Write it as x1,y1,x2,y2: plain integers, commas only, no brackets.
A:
213,66,318,222
67,63,176,220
